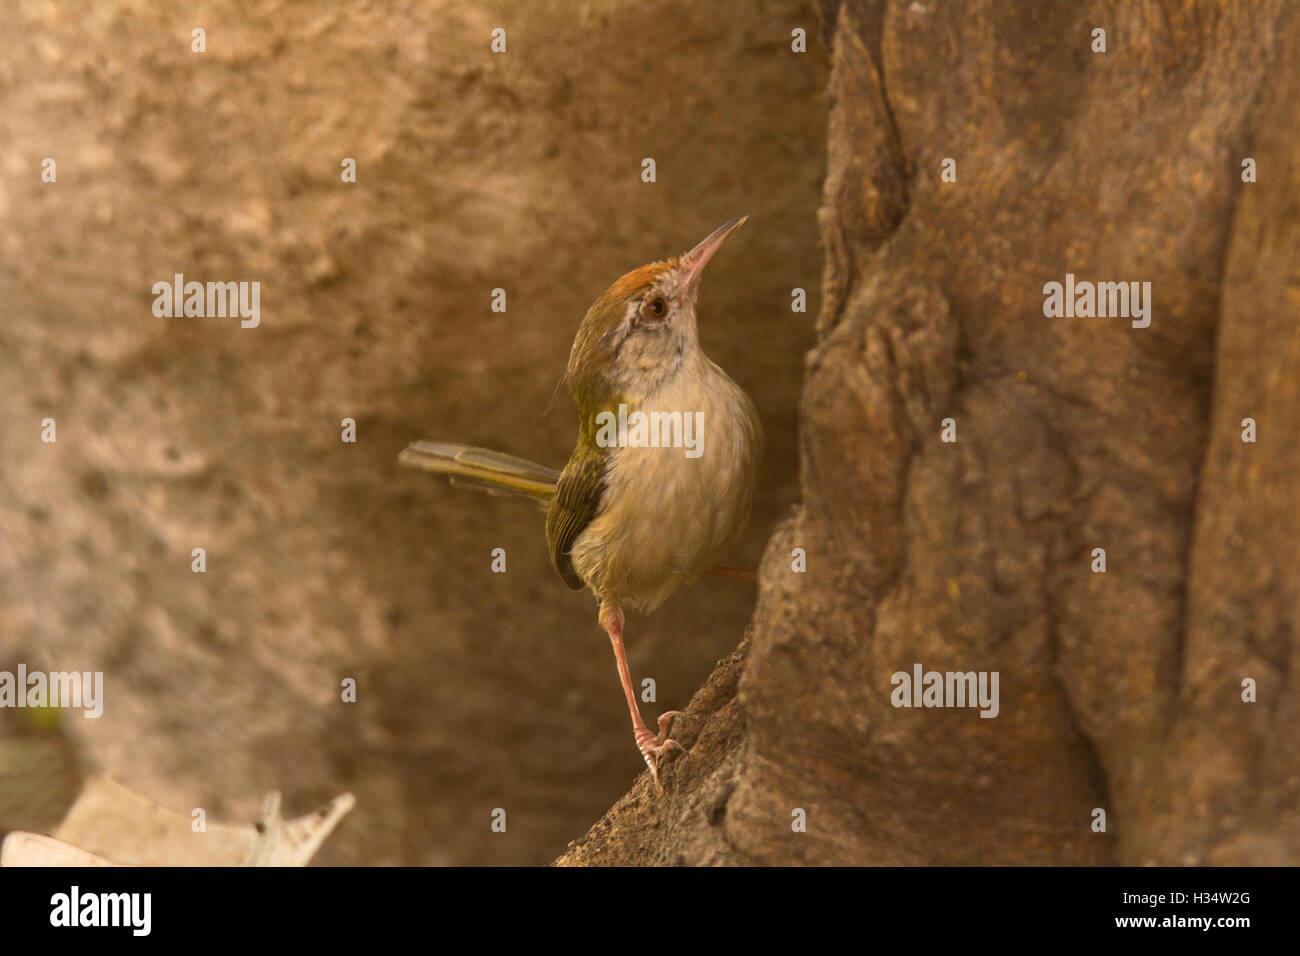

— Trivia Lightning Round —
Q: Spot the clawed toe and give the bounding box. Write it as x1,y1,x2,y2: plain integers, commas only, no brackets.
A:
635,728,684,756
634,712,689,785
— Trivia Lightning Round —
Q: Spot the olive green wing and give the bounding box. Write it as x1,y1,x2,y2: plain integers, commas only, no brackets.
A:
545,451,608,590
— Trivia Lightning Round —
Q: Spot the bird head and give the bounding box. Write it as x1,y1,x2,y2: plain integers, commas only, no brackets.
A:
566,217,748,406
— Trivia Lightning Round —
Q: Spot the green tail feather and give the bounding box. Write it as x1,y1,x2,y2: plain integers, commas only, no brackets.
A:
399,441,559,505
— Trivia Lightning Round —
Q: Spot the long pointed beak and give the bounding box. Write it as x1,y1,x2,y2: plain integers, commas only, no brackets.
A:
680,216,748,293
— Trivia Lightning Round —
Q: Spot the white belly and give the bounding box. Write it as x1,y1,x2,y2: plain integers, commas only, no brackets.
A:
570,362,763,612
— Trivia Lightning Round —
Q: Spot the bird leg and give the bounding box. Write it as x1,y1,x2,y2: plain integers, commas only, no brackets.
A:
598,597,685,785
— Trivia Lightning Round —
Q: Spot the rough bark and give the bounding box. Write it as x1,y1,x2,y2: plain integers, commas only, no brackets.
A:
560,0,1298,865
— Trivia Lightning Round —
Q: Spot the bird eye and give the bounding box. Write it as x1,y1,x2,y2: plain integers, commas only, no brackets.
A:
646,297,667,318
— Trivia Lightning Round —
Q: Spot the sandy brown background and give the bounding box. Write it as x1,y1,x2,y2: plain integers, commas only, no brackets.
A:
0,0,827,864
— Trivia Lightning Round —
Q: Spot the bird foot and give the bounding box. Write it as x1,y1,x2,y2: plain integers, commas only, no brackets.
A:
634,711,686,785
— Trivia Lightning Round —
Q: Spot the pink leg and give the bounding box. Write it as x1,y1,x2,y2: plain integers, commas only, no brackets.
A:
599,598,685,785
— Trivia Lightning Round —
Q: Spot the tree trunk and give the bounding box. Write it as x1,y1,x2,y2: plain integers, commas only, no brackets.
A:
559,0,1300,866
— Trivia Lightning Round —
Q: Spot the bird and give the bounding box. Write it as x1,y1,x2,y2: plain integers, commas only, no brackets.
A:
399,217,763,785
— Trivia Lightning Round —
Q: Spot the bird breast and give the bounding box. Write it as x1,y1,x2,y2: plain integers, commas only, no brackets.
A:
569,356,763,612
